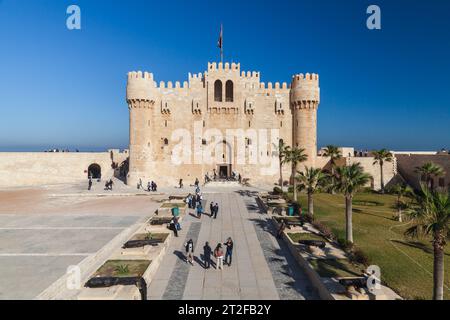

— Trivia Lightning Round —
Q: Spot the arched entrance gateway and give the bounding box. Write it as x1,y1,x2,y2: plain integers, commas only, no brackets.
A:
88,163,101,179
216,140,233,179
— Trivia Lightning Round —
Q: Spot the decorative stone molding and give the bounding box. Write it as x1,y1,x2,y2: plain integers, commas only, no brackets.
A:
161,100,171,114
244,99,255,114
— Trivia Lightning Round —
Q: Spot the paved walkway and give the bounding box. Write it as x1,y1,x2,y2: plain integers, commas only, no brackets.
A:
147,191,319,300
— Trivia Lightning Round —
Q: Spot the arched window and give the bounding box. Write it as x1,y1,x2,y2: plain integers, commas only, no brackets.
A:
214,80,222,102
225,80,234,102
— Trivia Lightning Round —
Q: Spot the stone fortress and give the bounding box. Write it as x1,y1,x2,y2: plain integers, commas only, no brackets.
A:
1,61,447,191
126,62,320,187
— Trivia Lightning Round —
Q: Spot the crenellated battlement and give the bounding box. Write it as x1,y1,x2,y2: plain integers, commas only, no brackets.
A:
127,71,154,80
157,80,190,90
126,70,158,104
290,72,320,107
240,70,260,80
291,73,319,85
208,62,240,72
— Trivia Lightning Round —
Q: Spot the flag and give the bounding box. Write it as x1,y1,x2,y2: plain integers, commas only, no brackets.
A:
217,24,223,49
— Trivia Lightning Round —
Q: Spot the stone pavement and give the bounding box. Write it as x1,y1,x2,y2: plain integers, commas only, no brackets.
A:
147,191,319,300
0,213,151,299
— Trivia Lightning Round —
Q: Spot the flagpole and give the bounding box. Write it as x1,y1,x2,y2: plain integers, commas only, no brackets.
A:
221,24,223,64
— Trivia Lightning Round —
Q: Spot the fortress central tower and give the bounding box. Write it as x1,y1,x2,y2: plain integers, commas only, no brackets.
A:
125,62,320,187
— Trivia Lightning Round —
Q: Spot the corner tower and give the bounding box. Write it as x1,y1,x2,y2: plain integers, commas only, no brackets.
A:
126,71,157,186
290,73,320,169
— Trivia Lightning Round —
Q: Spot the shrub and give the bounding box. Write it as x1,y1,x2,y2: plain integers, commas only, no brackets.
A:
273,186,283,195
337,238,354,251
115,264,129,275
300,213,314,224
312,220,336,240
145,232,153,240
351,248,370,266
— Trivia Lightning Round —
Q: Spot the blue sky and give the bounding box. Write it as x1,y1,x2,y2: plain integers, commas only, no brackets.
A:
0,0,449,151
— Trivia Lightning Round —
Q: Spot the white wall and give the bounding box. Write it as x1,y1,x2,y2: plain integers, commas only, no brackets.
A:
0,152,116,187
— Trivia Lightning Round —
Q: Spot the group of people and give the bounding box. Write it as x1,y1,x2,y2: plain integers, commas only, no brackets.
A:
168,179,229,270
185,193,219,220
185,237,234,269
136,179,158,192
104,179,114,190
87,178,114,191
146,181,157,192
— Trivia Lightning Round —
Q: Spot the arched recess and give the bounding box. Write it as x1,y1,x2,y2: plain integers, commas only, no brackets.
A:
88,163,101,179
214,80,222,102
225,80,233,102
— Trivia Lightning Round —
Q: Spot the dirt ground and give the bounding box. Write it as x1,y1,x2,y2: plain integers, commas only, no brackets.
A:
0,187,163,215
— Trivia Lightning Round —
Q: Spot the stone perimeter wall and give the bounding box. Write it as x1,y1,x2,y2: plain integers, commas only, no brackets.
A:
0,151,395,190
0,151,127,188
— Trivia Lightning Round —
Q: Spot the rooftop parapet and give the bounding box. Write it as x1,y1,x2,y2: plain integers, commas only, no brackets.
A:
126,70,158,102
207,62,241,72
290,73,320,106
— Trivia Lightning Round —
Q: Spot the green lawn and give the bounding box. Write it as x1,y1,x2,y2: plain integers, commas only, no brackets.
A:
309,259,365,278
292,192,450,300
288,232,325,243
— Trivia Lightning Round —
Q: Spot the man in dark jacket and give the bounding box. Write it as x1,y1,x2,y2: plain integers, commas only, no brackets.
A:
224,237,234,266
209,202,214,217
203,242,212,269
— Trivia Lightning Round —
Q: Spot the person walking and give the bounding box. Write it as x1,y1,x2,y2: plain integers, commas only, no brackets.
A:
203,242,212,269
109,179,114,191
195,178,199,187
169,217,178,237
147,181,152,192
213,203,219,219
185,239,194,265
214,243,224,270
88,178,92,191
209,202,214,217
224,237,234,266
277,219,286,239
188,194,193,209
179,179,183,189
196,202,203,219
174,216,182,231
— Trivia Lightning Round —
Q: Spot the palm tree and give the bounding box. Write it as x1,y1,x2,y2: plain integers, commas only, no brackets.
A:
372,149,393,193
276,140,290,192
323,145,342,194
390,183,413,222
405,185,450,300
284,147,308,201
415,162,446,190
297,167,327,216
335,163,372,243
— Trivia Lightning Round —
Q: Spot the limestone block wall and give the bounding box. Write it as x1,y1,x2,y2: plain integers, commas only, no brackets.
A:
345,157,396,191
315,155,396,191
0,152,116,187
